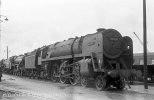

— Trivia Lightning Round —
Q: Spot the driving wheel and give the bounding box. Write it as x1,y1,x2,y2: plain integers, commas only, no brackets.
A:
81,76,88,87
95,75,106,91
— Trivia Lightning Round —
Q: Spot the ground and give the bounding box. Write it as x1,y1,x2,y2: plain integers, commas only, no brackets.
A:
0,74,154,100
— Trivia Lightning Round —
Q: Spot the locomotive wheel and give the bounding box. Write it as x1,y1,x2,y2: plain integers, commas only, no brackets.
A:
51,76,59,82
52,63,60,82
60,75,67,84
51,76,57,82
95,75,106,91
69,64,80,85
69,74,80,85
59,65,67,84
51,72,60,82
81,76,88,87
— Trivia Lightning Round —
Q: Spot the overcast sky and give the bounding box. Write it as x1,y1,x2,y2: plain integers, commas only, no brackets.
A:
0,0,154,59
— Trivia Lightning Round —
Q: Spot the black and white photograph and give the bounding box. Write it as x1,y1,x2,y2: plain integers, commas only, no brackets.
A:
0,0,154,100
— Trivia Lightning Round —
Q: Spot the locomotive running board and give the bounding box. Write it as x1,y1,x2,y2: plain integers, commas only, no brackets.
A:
41,54,84,62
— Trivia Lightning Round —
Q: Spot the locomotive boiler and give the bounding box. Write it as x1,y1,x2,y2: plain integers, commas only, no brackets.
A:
40,28,133,90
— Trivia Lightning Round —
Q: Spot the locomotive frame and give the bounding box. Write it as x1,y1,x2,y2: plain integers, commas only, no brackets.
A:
1,28,134,90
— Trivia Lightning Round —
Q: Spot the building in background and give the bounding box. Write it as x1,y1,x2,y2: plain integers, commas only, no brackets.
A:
133,52,154,82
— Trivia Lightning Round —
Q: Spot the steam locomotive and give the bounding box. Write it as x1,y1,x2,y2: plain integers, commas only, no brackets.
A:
1,28,133,90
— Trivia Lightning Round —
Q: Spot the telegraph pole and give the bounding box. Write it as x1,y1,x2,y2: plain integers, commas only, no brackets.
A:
143,0,148,89
6,46,8,59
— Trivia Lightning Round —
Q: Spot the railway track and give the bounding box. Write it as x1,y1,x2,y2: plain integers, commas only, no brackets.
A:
0,88,56,100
